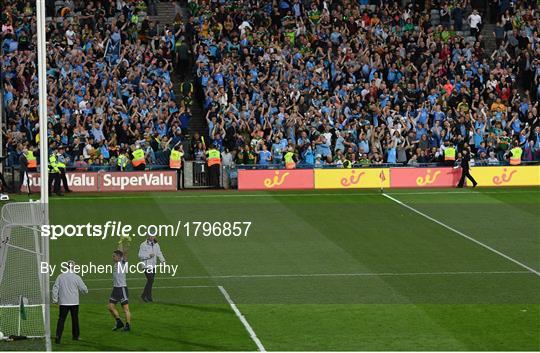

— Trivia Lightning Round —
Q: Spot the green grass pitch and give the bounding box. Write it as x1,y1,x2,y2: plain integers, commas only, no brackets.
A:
2,188,539,351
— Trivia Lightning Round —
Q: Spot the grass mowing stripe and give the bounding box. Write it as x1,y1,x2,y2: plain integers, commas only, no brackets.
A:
218,286,266,352
382,193,540,277
81,270,531,282
45,189,540,201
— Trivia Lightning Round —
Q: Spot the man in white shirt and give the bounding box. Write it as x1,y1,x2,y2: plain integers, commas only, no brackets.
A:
468,10,482,38
138,236,166,302
82,137,94,161
52,260,88,344
65,26,75,46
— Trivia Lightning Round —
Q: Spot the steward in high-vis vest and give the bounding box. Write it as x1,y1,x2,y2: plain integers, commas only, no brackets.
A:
284,148,296,169
26,148,37,171
57,146,71,193
206,144,221,188
170,143,184,190
507,143,523,165
169,146,184,169
444,142,456,166
117,151,129,171
131,145,146,171
48,150,62,196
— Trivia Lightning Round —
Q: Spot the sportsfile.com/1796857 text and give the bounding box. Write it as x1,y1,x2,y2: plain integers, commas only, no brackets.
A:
40,221,252,240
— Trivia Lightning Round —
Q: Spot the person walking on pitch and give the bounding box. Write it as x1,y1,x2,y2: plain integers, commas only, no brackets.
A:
52,260,88,344
457,148,478,188
138,235,166,302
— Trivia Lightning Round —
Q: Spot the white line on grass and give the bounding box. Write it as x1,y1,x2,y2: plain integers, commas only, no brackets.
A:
382,193,540,277
49,189,540,200
218,285,266,352
82,270,531,282
88,285,217,291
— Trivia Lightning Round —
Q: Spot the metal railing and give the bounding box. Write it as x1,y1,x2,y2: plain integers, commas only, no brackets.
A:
235,160,540,170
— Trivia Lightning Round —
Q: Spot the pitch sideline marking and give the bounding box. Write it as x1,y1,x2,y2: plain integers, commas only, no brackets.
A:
48,189,540,200
82,270,531,282
382,193,540,277
218,285,266,352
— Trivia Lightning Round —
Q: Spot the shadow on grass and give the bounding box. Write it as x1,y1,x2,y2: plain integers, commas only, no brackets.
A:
53,331,237,351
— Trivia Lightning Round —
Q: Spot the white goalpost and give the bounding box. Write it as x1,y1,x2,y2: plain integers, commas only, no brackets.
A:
36,0,51,350
0,0,50,350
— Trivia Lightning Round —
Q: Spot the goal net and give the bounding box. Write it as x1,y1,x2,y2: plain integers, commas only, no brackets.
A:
0,202,49,349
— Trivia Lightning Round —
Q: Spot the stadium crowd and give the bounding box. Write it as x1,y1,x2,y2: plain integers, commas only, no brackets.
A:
1,0,540,171
1,0,189,170
193,0,540,167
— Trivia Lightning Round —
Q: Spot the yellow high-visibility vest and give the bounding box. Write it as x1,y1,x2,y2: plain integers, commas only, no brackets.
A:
284,151,295,169
117,154,128,169
509,147,522,165
170,150,183,169
206,149,221,166
132,148,145,167
444,147,456,161
27,151,37,168
48,154,59,173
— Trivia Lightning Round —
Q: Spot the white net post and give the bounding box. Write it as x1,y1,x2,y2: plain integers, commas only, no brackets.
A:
39,204,50,351
0,203,48,346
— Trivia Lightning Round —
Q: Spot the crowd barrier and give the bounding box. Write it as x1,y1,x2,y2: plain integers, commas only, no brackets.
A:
22,171,178,192
238,166,540,190
16,166,540,192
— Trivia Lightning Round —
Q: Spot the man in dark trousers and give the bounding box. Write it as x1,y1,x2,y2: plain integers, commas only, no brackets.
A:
457,149,478,188
52,260,88,344
138,235,166,302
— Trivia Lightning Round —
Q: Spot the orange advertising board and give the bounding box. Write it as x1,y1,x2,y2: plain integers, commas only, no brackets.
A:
238,169,314,190
314,168,390,189
390,167,462,188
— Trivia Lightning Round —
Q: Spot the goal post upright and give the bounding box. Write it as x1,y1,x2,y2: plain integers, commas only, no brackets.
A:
36,0,51,350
